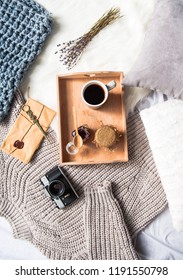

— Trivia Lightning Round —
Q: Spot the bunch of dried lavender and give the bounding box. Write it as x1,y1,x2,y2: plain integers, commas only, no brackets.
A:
55,7,122,70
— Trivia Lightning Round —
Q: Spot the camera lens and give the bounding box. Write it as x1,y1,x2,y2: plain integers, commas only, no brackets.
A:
48,180,65,197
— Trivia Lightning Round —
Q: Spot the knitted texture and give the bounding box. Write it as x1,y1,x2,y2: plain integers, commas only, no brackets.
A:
0,0,52,121
84,181,137,260
0,91,167,260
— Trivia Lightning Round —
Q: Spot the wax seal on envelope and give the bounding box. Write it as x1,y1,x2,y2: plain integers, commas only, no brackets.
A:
0,98,56,164
13,140,24,149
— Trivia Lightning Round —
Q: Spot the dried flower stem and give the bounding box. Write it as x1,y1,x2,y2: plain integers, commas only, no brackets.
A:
55,7,122,70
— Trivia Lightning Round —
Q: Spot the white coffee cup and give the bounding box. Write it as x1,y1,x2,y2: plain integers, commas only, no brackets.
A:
81,80,116,109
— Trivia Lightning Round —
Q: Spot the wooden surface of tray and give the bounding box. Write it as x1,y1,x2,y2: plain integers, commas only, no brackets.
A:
57,71,128,165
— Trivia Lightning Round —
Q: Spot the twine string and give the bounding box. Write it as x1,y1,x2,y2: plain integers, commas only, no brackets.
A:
10,104,47,155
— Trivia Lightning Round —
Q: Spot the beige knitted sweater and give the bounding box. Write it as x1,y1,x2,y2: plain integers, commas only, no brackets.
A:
0,92,167,259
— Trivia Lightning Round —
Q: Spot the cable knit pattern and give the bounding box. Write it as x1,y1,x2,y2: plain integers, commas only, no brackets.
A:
0,0,52,121
0,91,167,259
140,100,183,231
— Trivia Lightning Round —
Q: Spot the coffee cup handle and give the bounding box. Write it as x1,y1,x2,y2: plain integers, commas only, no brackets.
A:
105,80,116,92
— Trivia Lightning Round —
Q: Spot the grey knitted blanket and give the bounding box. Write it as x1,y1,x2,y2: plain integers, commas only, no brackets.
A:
0,0,52,121
0,91,167,260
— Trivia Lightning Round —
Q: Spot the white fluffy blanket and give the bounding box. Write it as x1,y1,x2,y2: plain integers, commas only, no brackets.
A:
140,100,183,231
22,0,155,134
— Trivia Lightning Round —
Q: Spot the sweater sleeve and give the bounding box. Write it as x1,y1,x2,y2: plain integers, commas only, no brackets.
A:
84,181,138,260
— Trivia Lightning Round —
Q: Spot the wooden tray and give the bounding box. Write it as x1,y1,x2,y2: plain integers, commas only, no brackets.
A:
57,71,128,165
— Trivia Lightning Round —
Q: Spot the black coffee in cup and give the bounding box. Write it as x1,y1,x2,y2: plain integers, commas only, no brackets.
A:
81,80,116,109
83,84,105,105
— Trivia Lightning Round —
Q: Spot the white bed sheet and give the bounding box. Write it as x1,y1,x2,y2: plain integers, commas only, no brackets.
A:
1,0,183,260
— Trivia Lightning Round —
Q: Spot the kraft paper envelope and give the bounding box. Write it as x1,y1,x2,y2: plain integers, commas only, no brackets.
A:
0,98,56,164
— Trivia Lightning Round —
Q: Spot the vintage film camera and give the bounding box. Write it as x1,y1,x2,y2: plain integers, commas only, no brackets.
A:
40,166,79,208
